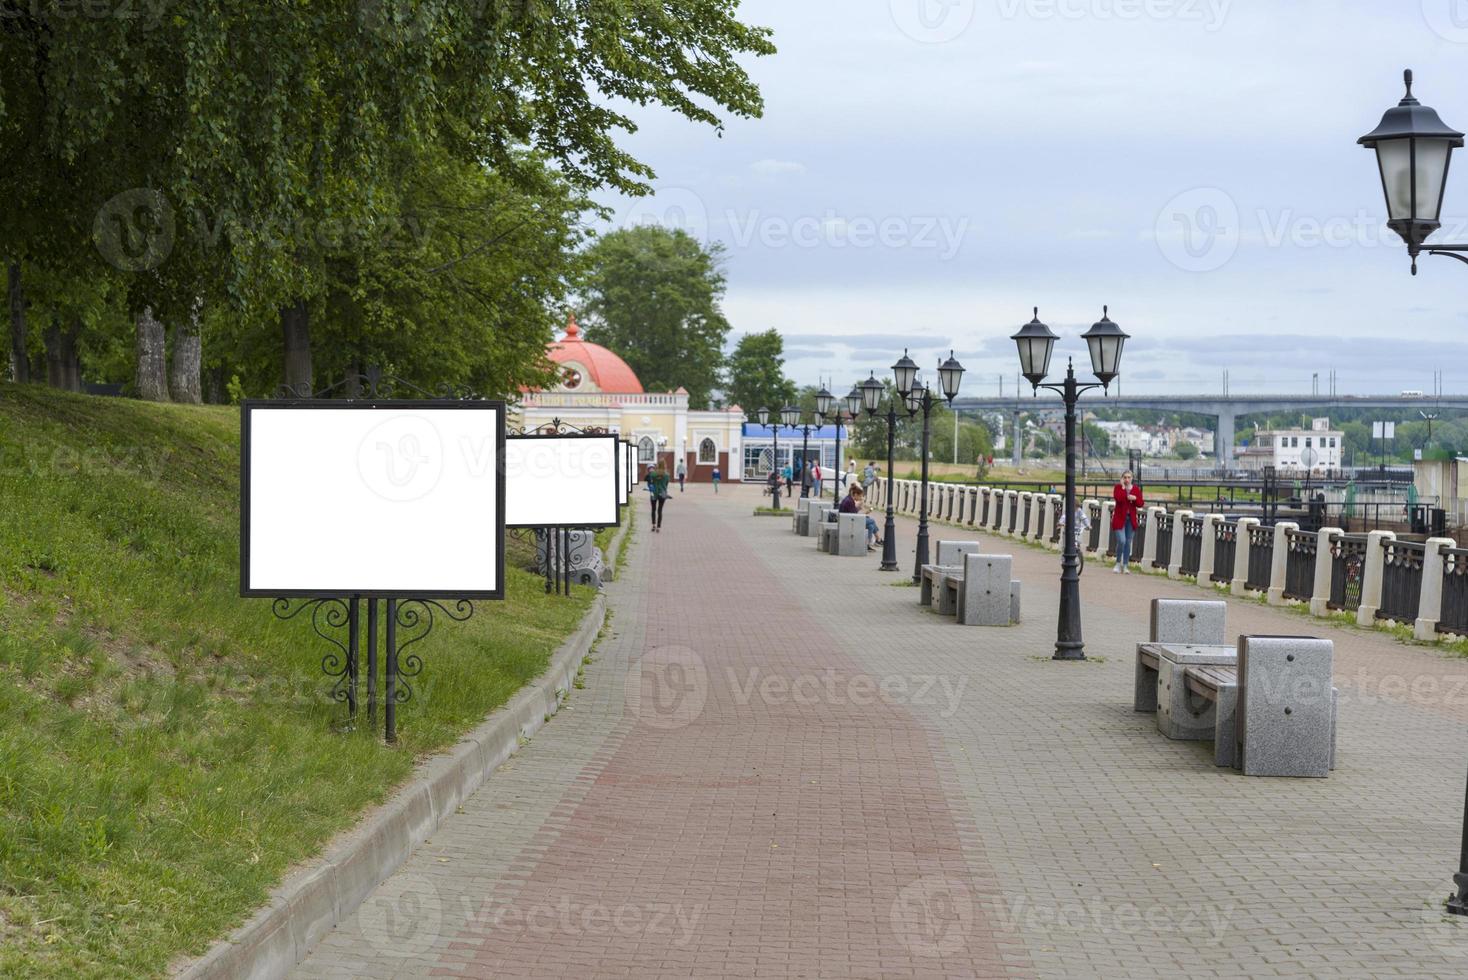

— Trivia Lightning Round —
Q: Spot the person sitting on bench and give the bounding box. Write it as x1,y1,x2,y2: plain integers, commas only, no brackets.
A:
839,485,882,550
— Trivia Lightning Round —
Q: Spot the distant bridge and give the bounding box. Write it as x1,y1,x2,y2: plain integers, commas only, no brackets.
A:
950,393,1468,466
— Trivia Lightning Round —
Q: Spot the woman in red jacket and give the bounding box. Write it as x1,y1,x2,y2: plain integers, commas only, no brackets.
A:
1112,470,1144,573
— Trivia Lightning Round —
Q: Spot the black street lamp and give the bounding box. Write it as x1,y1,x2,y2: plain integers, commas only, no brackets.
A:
757,406,783,510
787,399,819,498
1361,68,1468,919
1359,69,1465,274
861,373,901,571
1012,307,1128,661
897,350,966,584
828,386,863,505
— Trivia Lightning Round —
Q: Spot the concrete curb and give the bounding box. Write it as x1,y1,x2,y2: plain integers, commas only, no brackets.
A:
176,522,628,978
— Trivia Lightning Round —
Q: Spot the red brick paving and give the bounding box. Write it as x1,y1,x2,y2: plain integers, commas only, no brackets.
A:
428,495,1033,979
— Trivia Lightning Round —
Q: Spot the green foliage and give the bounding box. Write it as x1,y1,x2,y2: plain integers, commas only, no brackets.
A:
579,227,731,408
1175,441,1200,460
0,387,597,978
1,3,774,394
726,329,796,416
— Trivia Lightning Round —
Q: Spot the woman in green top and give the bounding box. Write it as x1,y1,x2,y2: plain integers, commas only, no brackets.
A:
648,461,671,532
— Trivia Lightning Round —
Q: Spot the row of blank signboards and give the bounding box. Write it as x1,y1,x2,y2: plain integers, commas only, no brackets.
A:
240,401,638,600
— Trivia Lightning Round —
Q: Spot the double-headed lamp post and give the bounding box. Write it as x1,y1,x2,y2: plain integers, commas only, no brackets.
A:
818,385,864,506
894,349,966,583
1361,68,1468,919
1012,307,1128,661
860,373,901,571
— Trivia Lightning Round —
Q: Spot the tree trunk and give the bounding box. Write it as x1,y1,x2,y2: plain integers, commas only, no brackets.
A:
8,261,28,383
281,299,313,395
205,366,226,404
135,307,170,401
43,316,82,392
343,360,361,399
169,304,202,404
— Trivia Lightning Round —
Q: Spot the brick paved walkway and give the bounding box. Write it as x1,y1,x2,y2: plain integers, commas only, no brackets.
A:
293,485,1468,978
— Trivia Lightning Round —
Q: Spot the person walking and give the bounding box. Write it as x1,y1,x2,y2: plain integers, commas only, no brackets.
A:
1056,501,1092,575
862,461,877,493
675,458,687,493
648,461,670,532
811,461,823,498
711,465,721,493
782,463,792,493
1112,469,1145,573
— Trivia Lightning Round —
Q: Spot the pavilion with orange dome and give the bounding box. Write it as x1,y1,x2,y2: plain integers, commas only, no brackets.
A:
516,316,747,483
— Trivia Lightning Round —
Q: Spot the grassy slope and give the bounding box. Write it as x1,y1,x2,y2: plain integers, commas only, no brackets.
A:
0,386,595,978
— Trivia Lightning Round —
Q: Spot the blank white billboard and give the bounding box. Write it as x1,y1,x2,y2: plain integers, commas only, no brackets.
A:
241,401,504,598
625,440,636,494
505,434,621,529
618,439,630,506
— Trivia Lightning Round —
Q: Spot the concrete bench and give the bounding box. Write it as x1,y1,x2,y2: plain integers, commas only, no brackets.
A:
952,553,1021,626
919,564,959,607
935,540,982,567
792,497,811,535
803,501,833,537
1134,598,1228,716
830,512,867,557
1183,636,1338,777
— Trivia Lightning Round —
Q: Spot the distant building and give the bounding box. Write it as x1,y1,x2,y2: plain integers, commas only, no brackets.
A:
740,424,849,481
1238,417,1343,473
516,316,746,482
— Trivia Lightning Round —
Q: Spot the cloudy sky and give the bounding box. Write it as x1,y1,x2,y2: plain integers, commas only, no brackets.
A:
594,1,1468,397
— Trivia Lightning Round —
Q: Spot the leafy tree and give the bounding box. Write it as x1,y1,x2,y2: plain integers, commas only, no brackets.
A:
579,227,731,408
1,3,775,394
726,329,795,416
1175,441,1200,460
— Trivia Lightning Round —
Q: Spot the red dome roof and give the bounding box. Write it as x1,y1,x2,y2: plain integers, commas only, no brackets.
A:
548,315,644,394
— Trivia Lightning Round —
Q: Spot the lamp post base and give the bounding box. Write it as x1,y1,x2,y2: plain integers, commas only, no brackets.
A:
1052,643,1086,662
1448,873,1468,915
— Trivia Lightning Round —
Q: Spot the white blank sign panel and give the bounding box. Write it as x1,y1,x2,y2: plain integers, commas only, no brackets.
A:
242,402,504,598
618,440,630,505
505,435,620,528
625,441,636,493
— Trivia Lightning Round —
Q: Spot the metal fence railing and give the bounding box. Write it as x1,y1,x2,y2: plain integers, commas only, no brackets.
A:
1377,539,1426,623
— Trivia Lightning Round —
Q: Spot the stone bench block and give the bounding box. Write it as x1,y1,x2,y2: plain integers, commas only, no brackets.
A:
937,571,962,616
935,540,982,567
833,513,867,557
804,502,833,537
1147,643,1237,740
920,564,958,607
957,554,1014,627
1009,580,1021,624
1150,598,1227,645
1236,636,1335,778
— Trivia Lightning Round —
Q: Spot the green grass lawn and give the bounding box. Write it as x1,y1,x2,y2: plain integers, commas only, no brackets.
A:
0,386,599,978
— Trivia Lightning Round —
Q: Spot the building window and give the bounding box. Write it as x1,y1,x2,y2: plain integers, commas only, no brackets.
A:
638,436,656,463
1305,437,1312,448
698,438,717,464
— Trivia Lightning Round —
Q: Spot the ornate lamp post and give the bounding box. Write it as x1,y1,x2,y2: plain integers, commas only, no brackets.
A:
788,400,817,498
1360,68,1468,918
827,386,863,505
860,373,900,571
895,350,965,584
1359,70,1465,275
757,406,782,510
1012,307,1128,661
